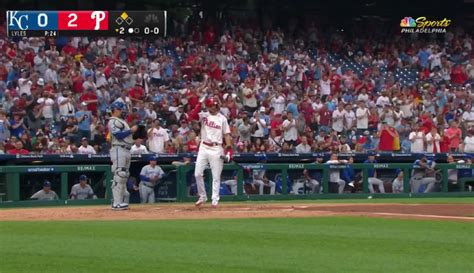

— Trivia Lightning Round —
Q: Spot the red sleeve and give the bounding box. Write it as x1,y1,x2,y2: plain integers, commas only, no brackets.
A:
188,103,202,122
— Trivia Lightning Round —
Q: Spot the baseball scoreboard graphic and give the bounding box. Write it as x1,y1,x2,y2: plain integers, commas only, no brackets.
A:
6,10,167,37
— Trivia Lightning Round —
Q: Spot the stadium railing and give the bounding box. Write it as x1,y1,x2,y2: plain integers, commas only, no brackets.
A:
0,162,472,207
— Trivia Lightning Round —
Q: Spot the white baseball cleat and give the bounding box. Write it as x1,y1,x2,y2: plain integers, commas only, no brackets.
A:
211,200,219,208
195,198,207,207
112,203,129,211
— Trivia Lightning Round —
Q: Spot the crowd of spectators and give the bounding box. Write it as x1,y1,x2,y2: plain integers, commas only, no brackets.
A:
0,20,473,156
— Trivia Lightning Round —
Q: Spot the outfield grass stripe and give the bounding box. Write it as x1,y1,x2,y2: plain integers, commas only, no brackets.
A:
1,218,473,273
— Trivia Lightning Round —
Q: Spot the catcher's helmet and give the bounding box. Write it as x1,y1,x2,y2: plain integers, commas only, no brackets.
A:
205,98,218,108
111,101,126,111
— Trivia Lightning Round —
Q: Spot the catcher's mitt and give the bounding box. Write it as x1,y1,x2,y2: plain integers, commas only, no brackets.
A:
132,124,147,140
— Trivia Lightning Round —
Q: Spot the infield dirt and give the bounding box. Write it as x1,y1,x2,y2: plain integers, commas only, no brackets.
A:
1,203,473,222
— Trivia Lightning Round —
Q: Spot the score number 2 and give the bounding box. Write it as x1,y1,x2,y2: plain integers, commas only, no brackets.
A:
58,11,107,30
68,13,78,27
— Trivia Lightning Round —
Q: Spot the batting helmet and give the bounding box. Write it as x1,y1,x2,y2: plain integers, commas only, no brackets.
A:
205,98,218,108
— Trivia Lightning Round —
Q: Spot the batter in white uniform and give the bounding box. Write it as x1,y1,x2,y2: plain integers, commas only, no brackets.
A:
191,97,233,208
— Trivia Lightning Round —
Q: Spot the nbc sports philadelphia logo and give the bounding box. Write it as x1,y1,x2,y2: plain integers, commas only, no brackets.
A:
400,16,451,33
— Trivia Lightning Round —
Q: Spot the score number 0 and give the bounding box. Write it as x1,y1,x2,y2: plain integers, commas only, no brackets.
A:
144,27,160,34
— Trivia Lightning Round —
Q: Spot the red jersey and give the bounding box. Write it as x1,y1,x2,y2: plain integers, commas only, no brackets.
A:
80,92,98,112
439,135,450,153
270,119,283,136
62,44,77,56
187,139,198,153
318,108,331,126
203,29,216,45
450,67,467,85
129,86,145,101
128,47,137,63
7,149,29,155
330,74,341,93
187,92,199,110
209,63,222,81
72,74,84,93
378,127,395,151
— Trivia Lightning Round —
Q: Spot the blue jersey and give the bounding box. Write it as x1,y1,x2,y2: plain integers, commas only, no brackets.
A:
413,159,434,168
341,166,355,183
364,159,377,177
75,111,91,131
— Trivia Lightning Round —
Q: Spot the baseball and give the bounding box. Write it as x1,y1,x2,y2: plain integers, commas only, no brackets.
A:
367,196,373,199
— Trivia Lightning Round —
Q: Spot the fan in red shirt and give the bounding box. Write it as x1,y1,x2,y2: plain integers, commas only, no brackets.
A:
186,132,199,153
330,71,341,94
24,48,35,66
126,109,140,124
0,63,7,82
79,88,98,113
62,41,77,56
209,62,222,81
318,105,332,129
270,113,283,136
298,98,314,124
7,141,29,155
186,87,200,111
450,64,468,85
439,130,450,153
420,113,435,134
43,81,55,94
203,26,216,46
378,122,397,151
6,43,17,59
127,43,138,63
71,70,84,93
129,83,145,103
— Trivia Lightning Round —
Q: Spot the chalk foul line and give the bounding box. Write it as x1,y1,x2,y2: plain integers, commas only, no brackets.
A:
372,212,474,221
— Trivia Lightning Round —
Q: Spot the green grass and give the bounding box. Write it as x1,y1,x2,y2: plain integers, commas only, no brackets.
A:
1,218,473,273
236,197,474,205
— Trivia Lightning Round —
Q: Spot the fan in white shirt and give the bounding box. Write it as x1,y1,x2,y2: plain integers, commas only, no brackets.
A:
319,75,331,96
461,109,474,129
332,104,346,133
149,60,161,81
281,113,298,142
95,69,108,88
37,94,55,120
408,126,425,153
250,111,267,139
147,120,170,154
18,76,33,96
355,101,369,130
464,130,474,153
44,65,58,84
343,104,356,131
77,138,96,154
425,128,441,153
376,93,391,109
295,136,311,153
270,94,286,115
357,90,369,103
130,139,149,154
57,90,76,119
